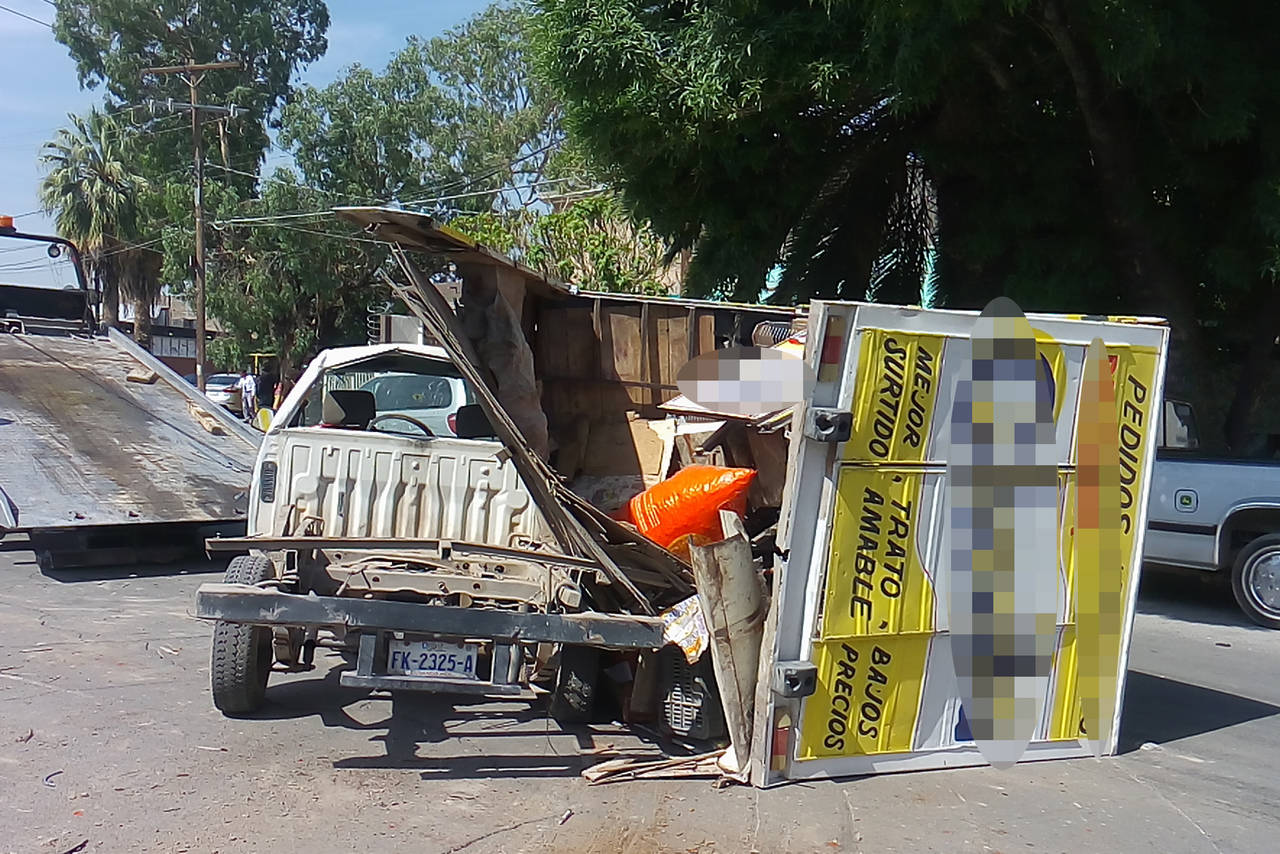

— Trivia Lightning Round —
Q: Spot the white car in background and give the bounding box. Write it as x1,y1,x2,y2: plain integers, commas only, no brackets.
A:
203,373,243,413
358,370,472,437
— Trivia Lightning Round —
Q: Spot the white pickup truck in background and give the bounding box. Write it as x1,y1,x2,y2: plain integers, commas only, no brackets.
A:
1145,400,1280,628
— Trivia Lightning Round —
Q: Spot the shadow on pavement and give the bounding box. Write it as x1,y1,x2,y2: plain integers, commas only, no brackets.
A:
1119,669,1280,752
1135,565,1262,630
251,660,654,779
249,663,375,729
41,556,229,583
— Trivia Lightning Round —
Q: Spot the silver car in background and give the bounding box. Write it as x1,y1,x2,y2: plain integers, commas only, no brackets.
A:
203,373,243,413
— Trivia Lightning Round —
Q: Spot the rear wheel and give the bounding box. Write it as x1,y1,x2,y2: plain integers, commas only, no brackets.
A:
1231,534,1280,629
211,554,276,714
549,645,600,723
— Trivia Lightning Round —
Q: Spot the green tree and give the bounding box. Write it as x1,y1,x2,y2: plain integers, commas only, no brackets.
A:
281,2,578,212
157,170,382,381
452,194,673,294
38,108,160,341
284,3,673,295
534,0,1280,451
52,0,329,179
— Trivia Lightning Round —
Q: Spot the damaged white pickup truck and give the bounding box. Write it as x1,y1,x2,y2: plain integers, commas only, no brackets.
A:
198,342,683,717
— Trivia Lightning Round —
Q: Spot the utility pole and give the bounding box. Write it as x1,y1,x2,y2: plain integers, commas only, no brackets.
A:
140,60,242,392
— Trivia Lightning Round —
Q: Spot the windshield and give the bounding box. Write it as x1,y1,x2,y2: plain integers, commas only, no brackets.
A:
289,353,474,437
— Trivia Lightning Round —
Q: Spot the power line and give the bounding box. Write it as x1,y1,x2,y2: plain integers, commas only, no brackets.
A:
205,160,380,204
0,106,134,147
209,172,600,230
405,176,595,208
0,3,50,27
219,220,388,245
399,141,560,206
214,210,331,227
98,236,166,257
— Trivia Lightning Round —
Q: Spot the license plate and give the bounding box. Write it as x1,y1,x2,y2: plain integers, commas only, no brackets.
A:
386,640,478,680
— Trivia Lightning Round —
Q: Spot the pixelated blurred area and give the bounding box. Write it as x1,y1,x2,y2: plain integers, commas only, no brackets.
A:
1075,338,1125,755
674,344,814,418
949,297,1060,767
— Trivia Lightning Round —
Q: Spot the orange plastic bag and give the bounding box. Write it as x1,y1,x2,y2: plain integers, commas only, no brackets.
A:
625,465,756,561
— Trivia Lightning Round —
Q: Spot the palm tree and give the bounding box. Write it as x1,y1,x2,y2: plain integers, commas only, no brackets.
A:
39,109,157,340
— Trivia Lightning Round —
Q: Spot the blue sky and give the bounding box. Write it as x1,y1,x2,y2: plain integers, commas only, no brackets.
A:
0,0,492,287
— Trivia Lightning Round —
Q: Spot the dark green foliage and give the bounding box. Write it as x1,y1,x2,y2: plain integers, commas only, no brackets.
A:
534,0,1280,448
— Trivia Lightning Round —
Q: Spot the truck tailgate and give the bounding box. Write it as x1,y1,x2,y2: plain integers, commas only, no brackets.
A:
752,302,1169,784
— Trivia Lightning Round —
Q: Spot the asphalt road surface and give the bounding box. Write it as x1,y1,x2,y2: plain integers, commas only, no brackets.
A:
1,543,1277,854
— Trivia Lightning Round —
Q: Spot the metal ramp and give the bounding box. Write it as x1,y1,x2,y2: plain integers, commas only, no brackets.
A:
0,328,258,568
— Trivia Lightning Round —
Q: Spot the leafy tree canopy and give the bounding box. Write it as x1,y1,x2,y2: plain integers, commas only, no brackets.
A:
53,0,330,178
155,171,381,379
534,0,1280,448
281,2,674,297
453,193,672,294
281,2,569,211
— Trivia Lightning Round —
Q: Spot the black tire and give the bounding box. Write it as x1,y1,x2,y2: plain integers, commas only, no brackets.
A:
211,554,276,714
549,645,600,723
1231,534,1280,630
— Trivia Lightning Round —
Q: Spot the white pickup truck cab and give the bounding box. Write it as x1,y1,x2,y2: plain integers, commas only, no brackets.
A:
1144,399,1280,628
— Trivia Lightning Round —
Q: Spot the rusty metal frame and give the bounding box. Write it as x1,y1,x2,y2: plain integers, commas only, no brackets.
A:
205,534,602,569
196,583,666,648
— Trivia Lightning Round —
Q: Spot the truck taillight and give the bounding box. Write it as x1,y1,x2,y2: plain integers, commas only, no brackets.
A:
818,313,846,383
447,412,457,435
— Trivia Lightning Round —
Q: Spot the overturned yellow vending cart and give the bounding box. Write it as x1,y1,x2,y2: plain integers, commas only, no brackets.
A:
743,300,1168,786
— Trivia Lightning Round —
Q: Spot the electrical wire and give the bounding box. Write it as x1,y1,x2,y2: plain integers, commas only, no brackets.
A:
209,173,600,228
0,3,50,27
398,141,560,205
215,220,388,245
205,160,383,205
214,210,332,226
406,176,596,207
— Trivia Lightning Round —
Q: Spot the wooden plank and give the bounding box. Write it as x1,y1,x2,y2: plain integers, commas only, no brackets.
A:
535,306,566,378
666,307,688,403
605,306,643,381
540,305,604,427
653,306,670,407
687,308,699,361
603,305,646,406
745,428,790,508
640,301,658,406
579,416,669,480
562,306,598,379
539,377,679,392
697,310,716,355
591,298,603,360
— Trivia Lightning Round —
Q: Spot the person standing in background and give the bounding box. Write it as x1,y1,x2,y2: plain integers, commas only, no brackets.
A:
237,370,258,422
273,375,288,410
